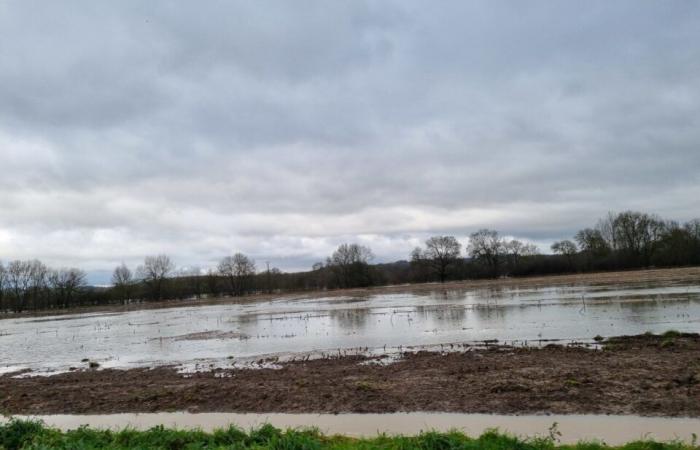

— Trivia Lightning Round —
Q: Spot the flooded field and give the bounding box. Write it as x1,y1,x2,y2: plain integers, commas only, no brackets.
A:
2,272,700,375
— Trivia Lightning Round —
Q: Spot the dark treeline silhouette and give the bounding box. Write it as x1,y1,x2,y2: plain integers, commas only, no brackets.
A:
1,210,699,314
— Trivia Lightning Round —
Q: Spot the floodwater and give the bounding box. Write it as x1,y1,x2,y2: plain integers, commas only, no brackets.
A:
5,413,700,444
2,279,700,375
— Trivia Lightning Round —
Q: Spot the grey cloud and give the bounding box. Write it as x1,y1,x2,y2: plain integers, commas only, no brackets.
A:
0,1,699,282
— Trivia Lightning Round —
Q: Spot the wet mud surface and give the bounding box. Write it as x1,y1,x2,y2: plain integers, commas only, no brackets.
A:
3,333,699,416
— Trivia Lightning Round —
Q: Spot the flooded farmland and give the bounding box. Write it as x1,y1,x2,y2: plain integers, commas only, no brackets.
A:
2,276,700,375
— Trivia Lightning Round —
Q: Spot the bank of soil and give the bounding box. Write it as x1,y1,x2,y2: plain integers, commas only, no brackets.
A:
2,333,699,416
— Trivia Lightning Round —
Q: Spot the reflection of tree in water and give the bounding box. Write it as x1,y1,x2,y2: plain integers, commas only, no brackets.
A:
414,305,467,328
615,296,698,324
472,302,507,324
329,308,369,331
234,313,267,338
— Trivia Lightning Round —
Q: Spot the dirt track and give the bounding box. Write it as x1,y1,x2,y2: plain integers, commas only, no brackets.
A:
2,333,699,416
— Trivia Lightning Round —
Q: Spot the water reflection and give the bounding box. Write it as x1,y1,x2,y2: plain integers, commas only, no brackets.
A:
1,280,700,374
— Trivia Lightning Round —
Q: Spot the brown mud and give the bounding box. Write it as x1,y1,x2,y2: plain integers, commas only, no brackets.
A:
2,333,699,416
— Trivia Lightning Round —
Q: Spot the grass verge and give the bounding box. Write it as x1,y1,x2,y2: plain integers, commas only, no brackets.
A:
1,419,699,450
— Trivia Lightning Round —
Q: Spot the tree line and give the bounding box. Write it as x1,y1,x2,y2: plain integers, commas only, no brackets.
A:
1,210,699,313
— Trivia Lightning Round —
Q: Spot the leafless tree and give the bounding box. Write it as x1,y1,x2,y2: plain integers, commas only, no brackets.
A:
409,247,431,283
597,211,666,266
503,239,539,273
185,266,204,299
575,228,610,257
551,240,578,269
684,219,700,240
467,229,505,277
6,260,32,312
218,253,256,296
328,243,374,288
137,254,175,300
49,268,87,308
112,263,133,304
420,236,462,282
206,268,221,297
0,261,6,310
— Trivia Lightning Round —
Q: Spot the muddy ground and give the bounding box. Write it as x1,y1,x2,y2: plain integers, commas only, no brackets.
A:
2,333,699,416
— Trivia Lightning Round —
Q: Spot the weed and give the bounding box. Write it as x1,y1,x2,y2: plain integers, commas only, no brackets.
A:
565,379,580,388
354,380,378,391
1,419,699,450
661,338,676,348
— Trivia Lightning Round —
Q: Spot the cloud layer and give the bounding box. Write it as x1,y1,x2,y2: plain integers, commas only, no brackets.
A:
1,1,699,282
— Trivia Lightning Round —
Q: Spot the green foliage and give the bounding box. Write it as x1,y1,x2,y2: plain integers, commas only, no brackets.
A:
1,419,698,450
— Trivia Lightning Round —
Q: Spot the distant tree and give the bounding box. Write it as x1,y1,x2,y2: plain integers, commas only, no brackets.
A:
551,240,578,269
612,211,666,266
311,261,328,289
409,247,430,283
218,253,256,296
49,268,87,308
185,266,204,299
206,268,221,297
421,236,462,283
575,228,610,257
328,243,374,288
0,261,6,311
137,255,175,300
112,263,133,304
467,229,504,277
685,219,700,265
503,239,539,274
6,260,33,312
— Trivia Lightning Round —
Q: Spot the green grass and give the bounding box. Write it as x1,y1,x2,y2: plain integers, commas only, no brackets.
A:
0,419,698,450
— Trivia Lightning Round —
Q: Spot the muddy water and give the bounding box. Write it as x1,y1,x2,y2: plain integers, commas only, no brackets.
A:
5,413,700,444
2,280,700,374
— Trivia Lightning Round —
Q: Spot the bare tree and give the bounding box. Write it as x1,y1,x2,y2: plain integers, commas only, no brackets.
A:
112,263,133,304
49,268,87,308
218,253,256,296
6,260,32,312
206,268,221,297
328,243,374,288
421,236,462,283
551,240,578,269
28,260,49,309
575,228,610,257
185,266,204,299
467,229,504,277
137,255,175,300
504,239,539,273
311,261,328,289
0,261,6,311
409,247,430,283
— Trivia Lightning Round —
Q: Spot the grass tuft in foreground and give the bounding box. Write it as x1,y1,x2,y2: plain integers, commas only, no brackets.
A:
0,419,698,450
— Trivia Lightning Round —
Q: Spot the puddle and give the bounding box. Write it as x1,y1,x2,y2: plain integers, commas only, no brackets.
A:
4,413,700,445
2,279,700,375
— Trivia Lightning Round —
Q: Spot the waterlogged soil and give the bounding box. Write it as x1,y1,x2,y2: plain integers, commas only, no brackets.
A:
3,267,700,376
2,333,700,416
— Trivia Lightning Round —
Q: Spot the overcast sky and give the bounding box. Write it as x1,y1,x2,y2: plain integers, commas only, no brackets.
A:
1,1,699,283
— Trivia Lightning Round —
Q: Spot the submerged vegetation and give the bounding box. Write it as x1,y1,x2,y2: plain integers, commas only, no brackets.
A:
0,419,698,450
